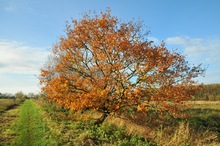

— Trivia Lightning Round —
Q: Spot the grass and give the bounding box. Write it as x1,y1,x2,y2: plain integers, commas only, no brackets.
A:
35,97,220,145
11,100,49,146
154,121,218,146
153,101,220,145
186,101,220,109
185,102,220,141
0,97,25,113
1,96,220,145
35,98,157,145
193,84,220,100
0,103,21,145
0,99,16,112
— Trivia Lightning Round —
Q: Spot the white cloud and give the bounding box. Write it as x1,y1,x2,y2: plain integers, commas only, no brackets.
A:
165,36,220,84
166,36,188,45
0,73,40,94
0,40,50,94
166,36,220,63
0,40,49,74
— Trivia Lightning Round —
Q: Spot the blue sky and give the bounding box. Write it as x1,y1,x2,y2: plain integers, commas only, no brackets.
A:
0,0,220,94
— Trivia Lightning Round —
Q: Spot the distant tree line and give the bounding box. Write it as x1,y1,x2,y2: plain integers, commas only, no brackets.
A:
193,84,220,101
0,93,14,99
1,84,219,101
0,91,40,100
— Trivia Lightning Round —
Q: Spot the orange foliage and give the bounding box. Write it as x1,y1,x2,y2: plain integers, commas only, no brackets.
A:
40,9,205,121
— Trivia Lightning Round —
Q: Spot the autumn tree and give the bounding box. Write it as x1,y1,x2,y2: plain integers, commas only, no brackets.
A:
40,9,205,123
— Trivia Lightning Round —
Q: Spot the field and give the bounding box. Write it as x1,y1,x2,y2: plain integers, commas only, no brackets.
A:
1,98,220,145
0,99,16,113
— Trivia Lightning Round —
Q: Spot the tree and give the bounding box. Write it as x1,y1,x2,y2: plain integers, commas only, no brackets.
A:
40,9,205,124
15,91,26,102
27,92,39,99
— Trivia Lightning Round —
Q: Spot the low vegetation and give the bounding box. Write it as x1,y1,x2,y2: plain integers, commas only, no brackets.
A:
0,91,28,113
1,90,220,145
0,103,21,145
0,98,22,113
33,95,220,145
35,98,156,145
151,99,220,145
0,99,15,112
11,100,49,146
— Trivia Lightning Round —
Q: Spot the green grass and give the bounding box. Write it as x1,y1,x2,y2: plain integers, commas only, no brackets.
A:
36,98,157,146
34,97,220,145
2,97,219,145
0,103,21,146
11,100,49,146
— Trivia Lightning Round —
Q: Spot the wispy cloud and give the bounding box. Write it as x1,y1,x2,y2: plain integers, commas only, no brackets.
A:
166,36,220,84
0,40,49,74
0,40,49,93
166,36,220,63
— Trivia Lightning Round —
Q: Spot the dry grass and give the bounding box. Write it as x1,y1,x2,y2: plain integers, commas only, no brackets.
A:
105,115,219,146
185,101,220,109
80,110,155,141
106,115,154,138
0,99,15,112
155,122,219,146
0,103,21,145
78,106,220,145
36,97,220,145
194,84,220,100
188,101,220,104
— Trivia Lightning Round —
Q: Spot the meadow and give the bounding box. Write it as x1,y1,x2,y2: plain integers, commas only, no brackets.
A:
0,99,17,113
0,84,220,145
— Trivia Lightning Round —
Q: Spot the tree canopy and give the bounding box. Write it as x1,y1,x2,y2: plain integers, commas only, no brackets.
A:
40,9,205,123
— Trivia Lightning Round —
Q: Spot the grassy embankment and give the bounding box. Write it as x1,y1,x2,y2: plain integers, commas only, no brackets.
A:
1,99,156,145
35,98,156,145
34,84,220,145
35,96,220,146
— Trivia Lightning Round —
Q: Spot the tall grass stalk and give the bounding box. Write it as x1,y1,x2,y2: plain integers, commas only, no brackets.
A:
155,122,218,146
